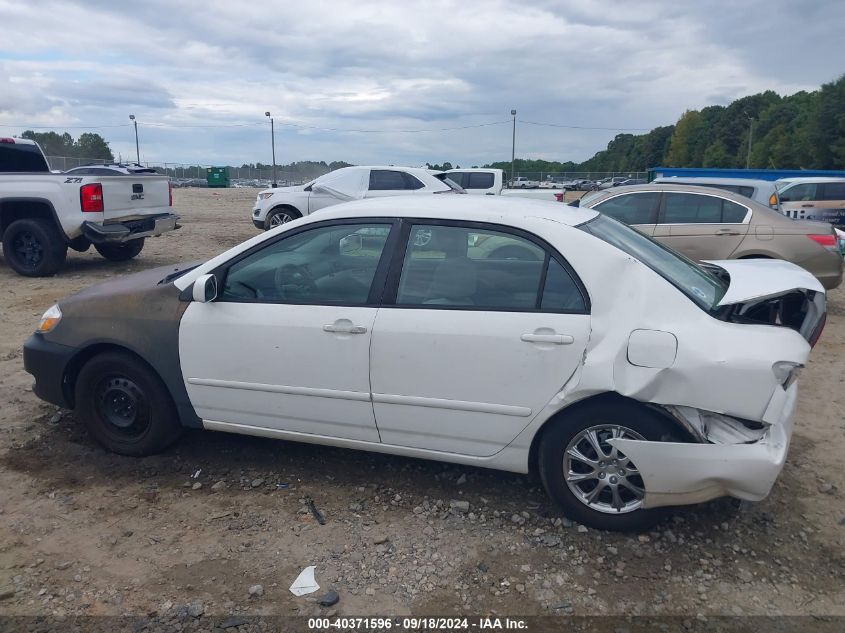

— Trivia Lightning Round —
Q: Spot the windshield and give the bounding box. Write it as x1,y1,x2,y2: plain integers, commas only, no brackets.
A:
578,214,727,311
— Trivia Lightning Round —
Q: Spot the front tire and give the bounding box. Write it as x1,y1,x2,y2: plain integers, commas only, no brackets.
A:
75,351,182,456
538,400,685,531
264,207,300,230
95,238,145,261
2,218,67,277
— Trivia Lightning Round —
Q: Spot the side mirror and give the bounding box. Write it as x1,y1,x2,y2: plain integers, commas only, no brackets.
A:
192,274,218,303
339,233,363,255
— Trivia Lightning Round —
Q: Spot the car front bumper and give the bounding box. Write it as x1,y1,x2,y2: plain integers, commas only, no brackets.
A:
81,213,180,244
610,382,798,509
22,333,76,408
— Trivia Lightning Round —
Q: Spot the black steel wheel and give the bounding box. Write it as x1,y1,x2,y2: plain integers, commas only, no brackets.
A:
75,351,182,456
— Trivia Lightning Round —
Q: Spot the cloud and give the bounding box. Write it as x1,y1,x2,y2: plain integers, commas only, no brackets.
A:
0,0,840,166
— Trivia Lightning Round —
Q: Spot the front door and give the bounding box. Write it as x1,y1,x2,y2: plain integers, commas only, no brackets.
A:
656,191,750,261
369,222,591,457
179,220,396,441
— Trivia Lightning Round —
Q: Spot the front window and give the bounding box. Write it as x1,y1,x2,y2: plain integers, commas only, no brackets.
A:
220,222,392,304
579,214,727,311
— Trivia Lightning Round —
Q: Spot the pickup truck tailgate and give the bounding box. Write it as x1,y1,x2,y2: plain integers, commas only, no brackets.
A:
98,175,171,222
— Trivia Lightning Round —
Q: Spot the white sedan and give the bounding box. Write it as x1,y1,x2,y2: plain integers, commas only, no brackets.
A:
24,197,825,531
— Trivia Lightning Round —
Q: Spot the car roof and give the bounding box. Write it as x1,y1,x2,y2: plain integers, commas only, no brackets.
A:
653,176,774,188
585,182,767,202
777,177,845,184
310,194,599,226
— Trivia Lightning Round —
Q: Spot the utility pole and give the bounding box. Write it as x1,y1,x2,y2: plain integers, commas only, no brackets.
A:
265,111,277,187
129,114,139,164
510,109,517,187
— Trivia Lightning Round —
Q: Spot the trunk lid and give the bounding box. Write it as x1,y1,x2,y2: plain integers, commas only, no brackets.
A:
704,258,826,344
97,175,171,222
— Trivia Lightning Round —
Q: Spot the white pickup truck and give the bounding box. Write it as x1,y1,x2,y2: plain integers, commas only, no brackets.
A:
441,168,562,201
0,137,178,276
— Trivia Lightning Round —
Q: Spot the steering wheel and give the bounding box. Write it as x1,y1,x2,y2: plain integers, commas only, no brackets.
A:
274,264,318,299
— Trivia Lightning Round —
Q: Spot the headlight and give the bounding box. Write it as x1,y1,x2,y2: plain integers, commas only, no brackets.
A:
772,361,803,389
37,304,62,333
258,192,275,200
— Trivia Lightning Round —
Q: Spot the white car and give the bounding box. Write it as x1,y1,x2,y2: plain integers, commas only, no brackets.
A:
24,197,824,531
251,165,459,230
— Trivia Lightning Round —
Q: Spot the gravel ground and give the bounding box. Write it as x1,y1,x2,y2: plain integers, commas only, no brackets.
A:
0,188,843,622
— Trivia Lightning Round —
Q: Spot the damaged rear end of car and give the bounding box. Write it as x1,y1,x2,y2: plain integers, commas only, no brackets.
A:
609,257,826,510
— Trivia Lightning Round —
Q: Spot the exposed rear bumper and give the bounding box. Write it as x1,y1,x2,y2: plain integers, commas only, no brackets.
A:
81,213,180,244
611,382,797,509
23,333,76,408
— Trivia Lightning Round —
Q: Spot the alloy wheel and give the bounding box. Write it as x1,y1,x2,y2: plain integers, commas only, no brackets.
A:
563,424,646,514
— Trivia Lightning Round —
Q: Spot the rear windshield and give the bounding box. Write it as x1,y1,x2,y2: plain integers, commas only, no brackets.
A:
578,214,727,311
0,143,50,172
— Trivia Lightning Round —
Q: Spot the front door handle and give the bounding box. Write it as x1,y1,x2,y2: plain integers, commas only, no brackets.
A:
521,333,574,345
801,203,814,208
323,323,367,334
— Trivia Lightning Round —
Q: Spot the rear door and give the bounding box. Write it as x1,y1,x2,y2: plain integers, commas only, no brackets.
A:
655,191,750,260
590,191,660,235
97,175,171,222
369,221,590,457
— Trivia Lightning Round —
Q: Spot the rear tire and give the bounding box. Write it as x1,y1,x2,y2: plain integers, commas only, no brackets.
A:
538,400,685,532
75,351,182,456
95,238,145,261
2,218,67,277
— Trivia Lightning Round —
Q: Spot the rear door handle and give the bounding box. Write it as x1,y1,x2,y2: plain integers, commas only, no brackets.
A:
521,333,574,345
323,324,367,334
801,203,814,208
715,228,740,236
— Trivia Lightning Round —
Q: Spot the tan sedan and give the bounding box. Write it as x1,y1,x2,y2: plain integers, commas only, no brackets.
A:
579,183,843,289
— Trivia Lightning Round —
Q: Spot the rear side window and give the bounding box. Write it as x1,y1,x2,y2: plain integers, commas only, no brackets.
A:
395,224,586,312
661,193,747,223
446,172,466,187
369,170,421,190
594,192,659,225
0,143,50,172
822,182,845,200
466,172,494,189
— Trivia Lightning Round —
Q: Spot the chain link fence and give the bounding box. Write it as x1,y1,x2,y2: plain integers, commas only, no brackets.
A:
45,156,311,188
507,171,648,188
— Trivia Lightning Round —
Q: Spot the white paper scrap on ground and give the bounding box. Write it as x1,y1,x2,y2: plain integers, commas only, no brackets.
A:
289,565,320,596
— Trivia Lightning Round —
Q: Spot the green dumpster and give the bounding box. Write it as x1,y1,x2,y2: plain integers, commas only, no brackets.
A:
206,166,229,188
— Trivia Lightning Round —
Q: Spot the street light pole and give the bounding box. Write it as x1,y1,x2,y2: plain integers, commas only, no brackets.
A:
129,114,139,164
510,109,517,187
265,111,277,187
745,115,754,170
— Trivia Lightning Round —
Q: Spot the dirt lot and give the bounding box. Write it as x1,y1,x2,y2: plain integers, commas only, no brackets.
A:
0,188,843,622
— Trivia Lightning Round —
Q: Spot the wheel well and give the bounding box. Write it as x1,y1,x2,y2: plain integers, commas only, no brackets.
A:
62,343,167,408
526,392,697,476
0,199,62,239
270,204,302,219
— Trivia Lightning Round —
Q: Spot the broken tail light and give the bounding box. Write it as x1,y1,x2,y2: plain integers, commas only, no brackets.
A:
80,183,104,213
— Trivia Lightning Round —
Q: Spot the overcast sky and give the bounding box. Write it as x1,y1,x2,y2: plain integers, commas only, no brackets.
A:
1,0,843,168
